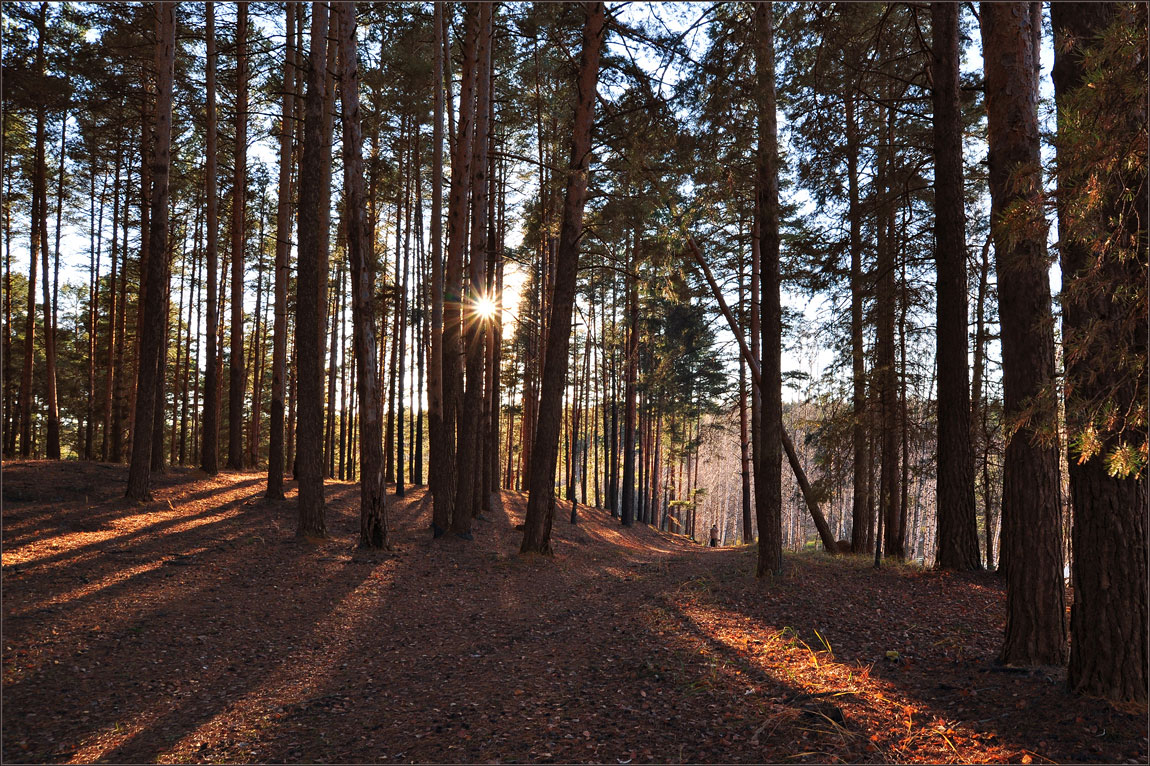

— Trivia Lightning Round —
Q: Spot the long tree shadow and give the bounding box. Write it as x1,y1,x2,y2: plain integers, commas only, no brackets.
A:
0,472,388,763
2,474,267,564
674,551,1145,763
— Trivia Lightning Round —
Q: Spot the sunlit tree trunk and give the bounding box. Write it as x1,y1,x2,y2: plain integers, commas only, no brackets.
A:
227,0,249,471
201,1,221,474
981,0,1066,666
268,1,297,498
753,1,782,576
126,2,176,500
295,0,332,538
1052,1,1147,703
520,1,606,554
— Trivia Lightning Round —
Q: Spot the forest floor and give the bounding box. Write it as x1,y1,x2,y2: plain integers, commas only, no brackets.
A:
1,461,1145,764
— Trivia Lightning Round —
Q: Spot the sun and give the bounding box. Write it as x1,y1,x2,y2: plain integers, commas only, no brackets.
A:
473,294,499,322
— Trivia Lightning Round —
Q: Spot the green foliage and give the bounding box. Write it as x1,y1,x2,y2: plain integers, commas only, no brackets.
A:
1056,4,1148,479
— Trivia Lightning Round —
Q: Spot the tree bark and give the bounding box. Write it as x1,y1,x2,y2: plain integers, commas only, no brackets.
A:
981,1,1067,666
19,3,47,459
520,1,606,555
201,1,221,474
453,2,493,536
227,0,249,471
439,2,479,536
931,1,981,570
1051,1,1147,703
620,230,639,527
334,1,388,548
268,1,296,498
875,99,901,561
295,0,332,538
753,1,782,577
101,141,123,461
126,2,175,500
42,96,62,460
846,89,871,555
428,0,450,533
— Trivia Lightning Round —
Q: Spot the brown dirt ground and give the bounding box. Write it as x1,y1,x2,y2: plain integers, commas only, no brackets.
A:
1,460,1145,764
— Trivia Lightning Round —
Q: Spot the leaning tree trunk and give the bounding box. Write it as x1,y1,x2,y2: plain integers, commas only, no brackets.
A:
753,1,782,577
201,1,221,474
931,1,981,570
520,1,606,555
981,1,1067,667
126,2,176,501
335,1,388,549
227,0,249,471
1052,1,1147,703
294,0,332,538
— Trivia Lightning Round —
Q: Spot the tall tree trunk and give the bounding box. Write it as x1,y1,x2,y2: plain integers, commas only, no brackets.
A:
326,258,343,478
753,1,782,577
227,0,249,471
875,97,901,561
453,2,493,536
201,1,221,474
111,152,130,462
981,0,1067,666
428,1,450,531
102,141,123,461
295,0,332,538
439,2,479,536
738,255,753,543
520,1,606,555
126,2,176,500
38,9,61,460
484,152,503,512
396,130,413,498
846,90,871,555
620,230,639,527
268,0,297,498
170,229,188,466
19,3,46,459
931,1,981,570
335,0,388,548
3,144,13,456
971,234,994,568
150,214,171,473
414,135,427,487
1052,1,1147,703
248,211,266,468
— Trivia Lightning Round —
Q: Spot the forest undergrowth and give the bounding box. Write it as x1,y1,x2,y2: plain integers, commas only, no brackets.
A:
2,461,1145,764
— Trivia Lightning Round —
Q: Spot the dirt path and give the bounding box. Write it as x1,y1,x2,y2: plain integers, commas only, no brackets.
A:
2,462,1145,763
